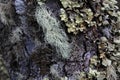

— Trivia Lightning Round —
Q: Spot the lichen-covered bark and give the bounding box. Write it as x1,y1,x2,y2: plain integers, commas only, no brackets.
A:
0,0,120,80
0,54,10,80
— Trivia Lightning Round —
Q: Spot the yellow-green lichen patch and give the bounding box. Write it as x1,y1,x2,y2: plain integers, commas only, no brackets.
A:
59,0,120,35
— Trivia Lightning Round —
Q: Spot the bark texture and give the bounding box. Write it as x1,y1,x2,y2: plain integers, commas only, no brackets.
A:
0,0,120,80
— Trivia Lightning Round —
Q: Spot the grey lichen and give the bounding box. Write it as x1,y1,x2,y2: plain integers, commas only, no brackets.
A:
9,27,23,43
35,4,72,58
0,0,15,25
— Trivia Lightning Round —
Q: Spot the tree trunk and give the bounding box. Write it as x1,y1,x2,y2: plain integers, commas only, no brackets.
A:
0,0,120,80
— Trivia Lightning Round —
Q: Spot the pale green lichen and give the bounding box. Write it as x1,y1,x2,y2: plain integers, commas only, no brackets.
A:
60,0,81,9
60,0,94,34
60,0,120,35
35,4,72,58
37,0,46,5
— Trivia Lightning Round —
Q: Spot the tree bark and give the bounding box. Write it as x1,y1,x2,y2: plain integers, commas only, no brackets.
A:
0,0,120,80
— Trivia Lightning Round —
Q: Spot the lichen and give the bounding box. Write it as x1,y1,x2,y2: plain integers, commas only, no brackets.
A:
59,0,120,79
9,27,23,43
0,0,15,25
37,0,46,5
0,54,10,80
60,0,94,34
35,4,72,58
59,0,120,35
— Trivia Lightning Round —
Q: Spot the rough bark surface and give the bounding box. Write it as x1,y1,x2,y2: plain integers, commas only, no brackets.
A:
0,0,120,80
